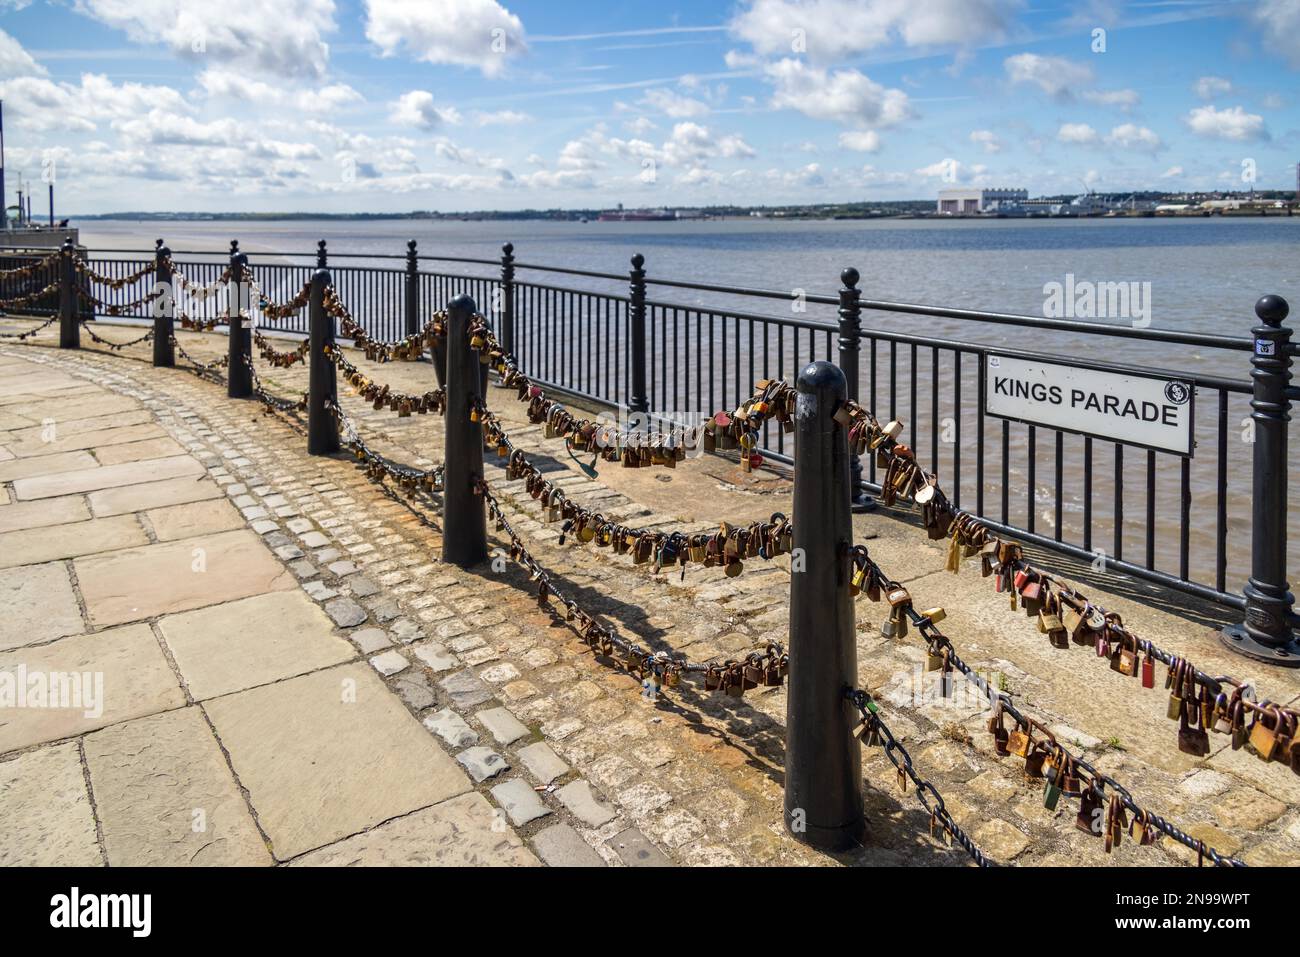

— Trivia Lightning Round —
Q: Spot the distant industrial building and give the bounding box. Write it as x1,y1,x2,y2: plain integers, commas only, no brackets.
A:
936,187,1028,215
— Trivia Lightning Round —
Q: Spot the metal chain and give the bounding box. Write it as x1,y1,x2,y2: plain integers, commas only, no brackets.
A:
326,343,447,416
846,688,991,867
322,285,442,361
169,335,229,377
0,315,58,340
79,320,154,351
75,260,156,288
897,602,1247,867
0,282,59,309
243,353,306,413
717,376,1299,752
0,252,59,277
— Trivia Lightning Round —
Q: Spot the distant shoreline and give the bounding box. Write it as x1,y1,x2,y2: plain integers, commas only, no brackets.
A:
69,210,1296,224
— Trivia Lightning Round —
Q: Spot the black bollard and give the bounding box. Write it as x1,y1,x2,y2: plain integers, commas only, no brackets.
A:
628,253,649,423
152,241,175,367
499,242,515,358
308,268,339,456
58,236,78,349
1221,294,1299,665
404,239,420,340
442,294,488,568
431,304,488,395
785,359,865,850
430,326,448,392
227,243,252,398
838,267,875,512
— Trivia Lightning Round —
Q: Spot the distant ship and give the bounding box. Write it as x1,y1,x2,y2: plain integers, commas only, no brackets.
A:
597,208,675,222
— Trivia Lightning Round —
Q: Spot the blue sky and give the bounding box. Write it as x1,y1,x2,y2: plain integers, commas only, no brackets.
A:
0,0,1296,213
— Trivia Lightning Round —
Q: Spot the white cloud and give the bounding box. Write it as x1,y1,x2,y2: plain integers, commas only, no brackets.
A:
1193,76,1233,100
1104,123,1162,152
1080,88,1139,110
1185,104,1269,141
540,122,755,189
723,49,760,69
1251,0,1300,68
56,139,315,192
1004,53,1093,100
515,168,596,190
914,157,985,183
0,73,189,132
73,0,336,79
113,110,321,160
365,0,525,76
389,90,462,130
472,109,531,126
1056,122,1098,144
432,139,508,169
640,87,710,118
969,129,1001,153
623,116,658,136
1160,166,1183,178
197,70,361,113
661,121,755,165
781,163,824,187
730,0,1015,61
0,28,44,78
838,130,881,152
764,58,911,129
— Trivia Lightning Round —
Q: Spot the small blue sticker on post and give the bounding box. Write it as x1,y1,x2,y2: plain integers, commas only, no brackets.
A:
1256,339,1277,357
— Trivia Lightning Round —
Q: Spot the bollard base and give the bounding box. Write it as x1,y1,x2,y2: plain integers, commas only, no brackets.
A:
784,807,866,852
1219,624,1300,667
850,491,877,513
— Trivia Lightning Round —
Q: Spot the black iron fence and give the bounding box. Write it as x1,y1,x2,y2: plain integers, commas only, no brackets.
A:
2,236,1294,622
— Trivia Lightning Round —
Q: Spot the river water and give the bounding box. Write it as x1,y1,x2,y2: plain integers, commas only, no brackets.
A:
79,216,1300,595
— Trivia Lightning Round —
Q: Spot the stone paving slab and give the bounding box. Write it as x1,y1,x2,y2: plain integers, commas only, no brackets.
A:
0,409,36,431
0,742,101,867
92,435,186,466
83,706,273,866
87,474,225,517
0,448,98,482
289,792,539,866
0,623,185,753
75,529,297,627
1,408,155,446
144,497,244,542
4,393,140,425
0,560,84,650
203,663,472,860
0,514,147,569
3,421,165,458
13,453,204,500
0,493,90,533
158,591,356,700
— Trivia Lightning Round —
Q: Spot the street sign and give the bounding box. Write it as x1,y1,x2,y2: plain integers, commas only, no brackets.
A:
984,353,1194,456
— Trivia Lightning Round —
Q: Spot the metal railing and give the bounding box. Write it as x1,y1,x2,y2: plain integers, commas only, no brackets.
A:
4,235,1293,625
